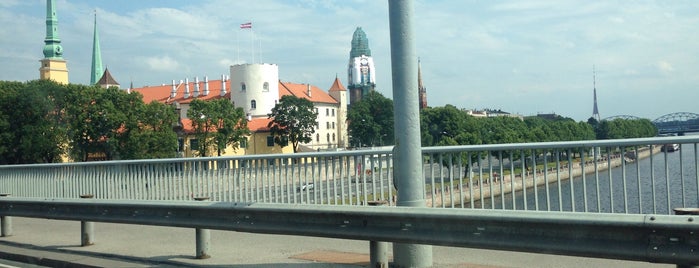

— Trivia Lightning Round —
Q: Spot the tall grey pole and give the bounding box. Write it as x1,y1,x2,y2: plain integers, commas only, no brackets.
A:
388,0,433,267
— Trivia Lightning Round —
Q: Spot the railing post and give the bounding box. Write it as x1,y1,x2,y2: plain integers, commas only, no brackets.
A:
80,194,94,246
368,200,389,268
0,194,12,237
194,197,211,259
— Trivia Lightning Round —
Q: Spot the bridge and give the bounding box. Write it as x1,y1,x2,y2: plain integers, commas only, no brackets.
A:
603,112,699,135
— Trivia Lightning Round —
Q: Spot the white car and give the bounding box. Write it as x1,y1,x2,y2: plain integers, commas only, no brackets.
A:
297,183,314,192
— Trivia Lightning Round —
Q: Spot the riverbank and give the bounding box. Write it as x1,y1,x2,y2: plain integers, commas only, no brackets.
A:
426,145,663,208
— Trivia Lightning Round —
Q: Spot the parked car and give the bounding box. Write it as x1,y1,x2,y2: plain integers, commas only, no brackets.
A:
297,183,314,192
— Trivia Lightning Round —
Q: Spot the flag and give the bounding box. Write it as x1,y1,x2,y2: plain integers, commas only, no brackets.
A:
240,22,252,29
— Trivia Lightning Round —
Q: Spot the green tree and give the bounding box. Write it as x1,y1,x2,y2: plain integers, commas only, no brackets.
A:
347,91,394,147
188,98,249,156
267,95,318,153
123,100,179,159
0,80,67,164
64,85,148,161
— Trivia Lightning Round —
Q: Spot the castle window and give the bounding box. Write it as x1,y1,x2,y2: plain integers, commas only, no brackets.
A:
326,108,329,116
332,122,335,129
316,133,320,142
333,133,336,142
332,109,335,116
326,122,330,129
263,82,269,91
326,134,330,142
241,82,246,91
251,100,257,109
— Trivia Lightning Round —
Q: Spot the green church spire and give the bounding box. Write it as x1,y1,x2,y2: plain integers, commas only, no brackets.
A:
350,27,371,58
90,11,103,85
42,0,63,59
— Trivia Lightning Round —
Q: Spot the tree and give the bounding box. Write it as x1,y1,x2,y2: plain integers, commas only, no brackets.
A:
123,100,179,159
187,98,248,156
347,91,394,147
0,80,67,164
267,95,318,153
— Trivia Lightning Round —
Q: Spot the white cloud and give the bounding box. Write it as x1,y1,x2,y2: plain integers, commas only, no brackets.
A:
144,56,182,72
657,61,674,73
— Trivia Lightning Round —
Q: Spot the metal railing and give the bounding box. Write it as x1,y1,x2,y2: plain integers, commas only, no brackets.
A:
0,197,696,266
1,136,698,215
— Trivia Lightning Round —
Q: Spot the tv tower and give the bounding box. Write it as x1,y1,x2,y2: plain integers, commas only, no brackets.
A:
592,66,600,121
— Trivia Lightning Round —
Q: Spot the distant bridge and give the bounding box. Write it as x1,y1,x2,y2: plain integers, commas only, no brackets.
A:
603,112,699,135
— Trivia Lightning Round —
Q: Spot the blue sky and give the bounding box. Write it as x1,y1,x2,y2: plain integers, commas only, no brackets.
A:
2,0,699,121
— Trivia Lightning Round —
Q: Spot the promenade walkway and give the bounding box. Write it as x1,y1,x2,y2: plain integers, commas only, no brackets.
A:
0,217,673,267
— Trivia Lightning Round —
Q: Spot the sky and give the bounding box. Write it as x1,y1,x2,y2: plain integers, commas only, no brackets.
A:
2,0,699,122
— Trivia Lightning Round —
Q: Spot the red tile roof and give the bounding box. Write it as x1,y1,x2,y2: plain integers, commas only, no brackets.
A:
279,82,339,104
247,118,273,132
328,77,346,92
132,79,230,104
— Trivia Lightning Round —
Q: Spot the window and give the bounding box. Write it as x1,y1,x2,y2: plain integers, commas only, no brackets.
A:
326,108,329,116
316,133,320,142
326,133,330,142
332,133,336,142
315,108,318,114
190,139,199,150
266,136,274,147
240,138,248,148
241,82,246,91
326,122,330,129
281,136,289,146
251,100,256,109
263,82,269,91
332,122,335,129
316,121,319,129
332,109,335,116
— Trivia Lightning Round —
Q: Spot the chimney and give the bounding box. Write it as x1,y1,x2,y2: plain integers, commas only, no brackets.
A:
203,76,210,96
307,84,312,97
184,78,190,99
193,77,200,98
170,80,176,98
220,74,226,96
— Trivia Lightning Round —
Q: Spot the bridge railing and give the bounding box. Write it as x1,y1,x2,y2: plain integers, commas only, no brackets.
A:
1,136,697,214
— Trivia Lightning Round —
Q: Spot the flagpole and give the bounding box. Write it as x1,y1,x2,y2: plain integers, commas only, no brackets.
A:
251,27,255,63
236,29,239,63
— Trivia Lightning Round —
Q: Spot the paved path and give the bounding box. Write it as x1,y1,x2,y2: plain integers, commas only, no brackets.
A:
0,217,674,268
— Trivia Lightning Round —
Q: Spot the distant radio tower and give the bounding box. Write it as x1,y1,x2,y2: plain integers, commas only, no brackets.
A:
592,65,600,121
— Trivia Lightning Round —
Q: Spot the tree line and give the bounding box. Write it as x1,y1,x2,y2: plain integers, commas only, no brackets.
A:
0,80,249,164
348,92,658,148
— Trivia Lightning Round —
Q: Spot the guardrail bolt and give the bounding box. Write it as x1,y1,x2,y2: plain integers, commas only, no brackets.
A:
80,194,95,246
194,197,211,259
0,193,12,237
367,200,389,268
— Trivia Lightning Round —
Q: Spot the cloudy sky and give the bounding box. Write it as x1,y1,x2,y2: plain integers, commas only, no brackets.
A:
2,0,698,121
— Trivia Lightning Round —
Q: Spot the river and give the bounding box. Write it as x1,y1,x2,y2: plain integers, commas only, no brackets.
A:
481,144,699,214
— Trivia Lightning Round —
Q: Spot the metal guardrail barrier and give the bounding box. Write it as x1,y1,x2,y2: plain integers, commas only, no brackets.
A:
0,197,696,266
1,136,698,215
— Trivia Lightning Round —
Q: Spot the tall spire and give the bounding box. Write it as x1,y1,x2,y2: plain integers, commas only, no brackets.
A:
39,0,68,84
592,65,600,121
42,0,63,59
90,10,103,85
418,58,427,109
347,27,376,105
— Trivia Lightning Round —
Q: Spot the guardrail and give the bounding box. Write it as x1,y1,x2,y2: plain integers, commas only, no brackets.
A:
0,197,696,266
1,136,698,215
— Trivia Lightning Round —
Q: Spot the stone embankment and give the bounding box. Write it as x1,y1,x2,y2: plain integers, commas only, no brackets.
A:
426,146,662,208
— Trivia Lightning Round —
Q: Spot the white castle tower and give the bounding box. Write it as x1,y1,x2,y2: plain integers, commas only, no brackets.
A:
230,63,279,118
